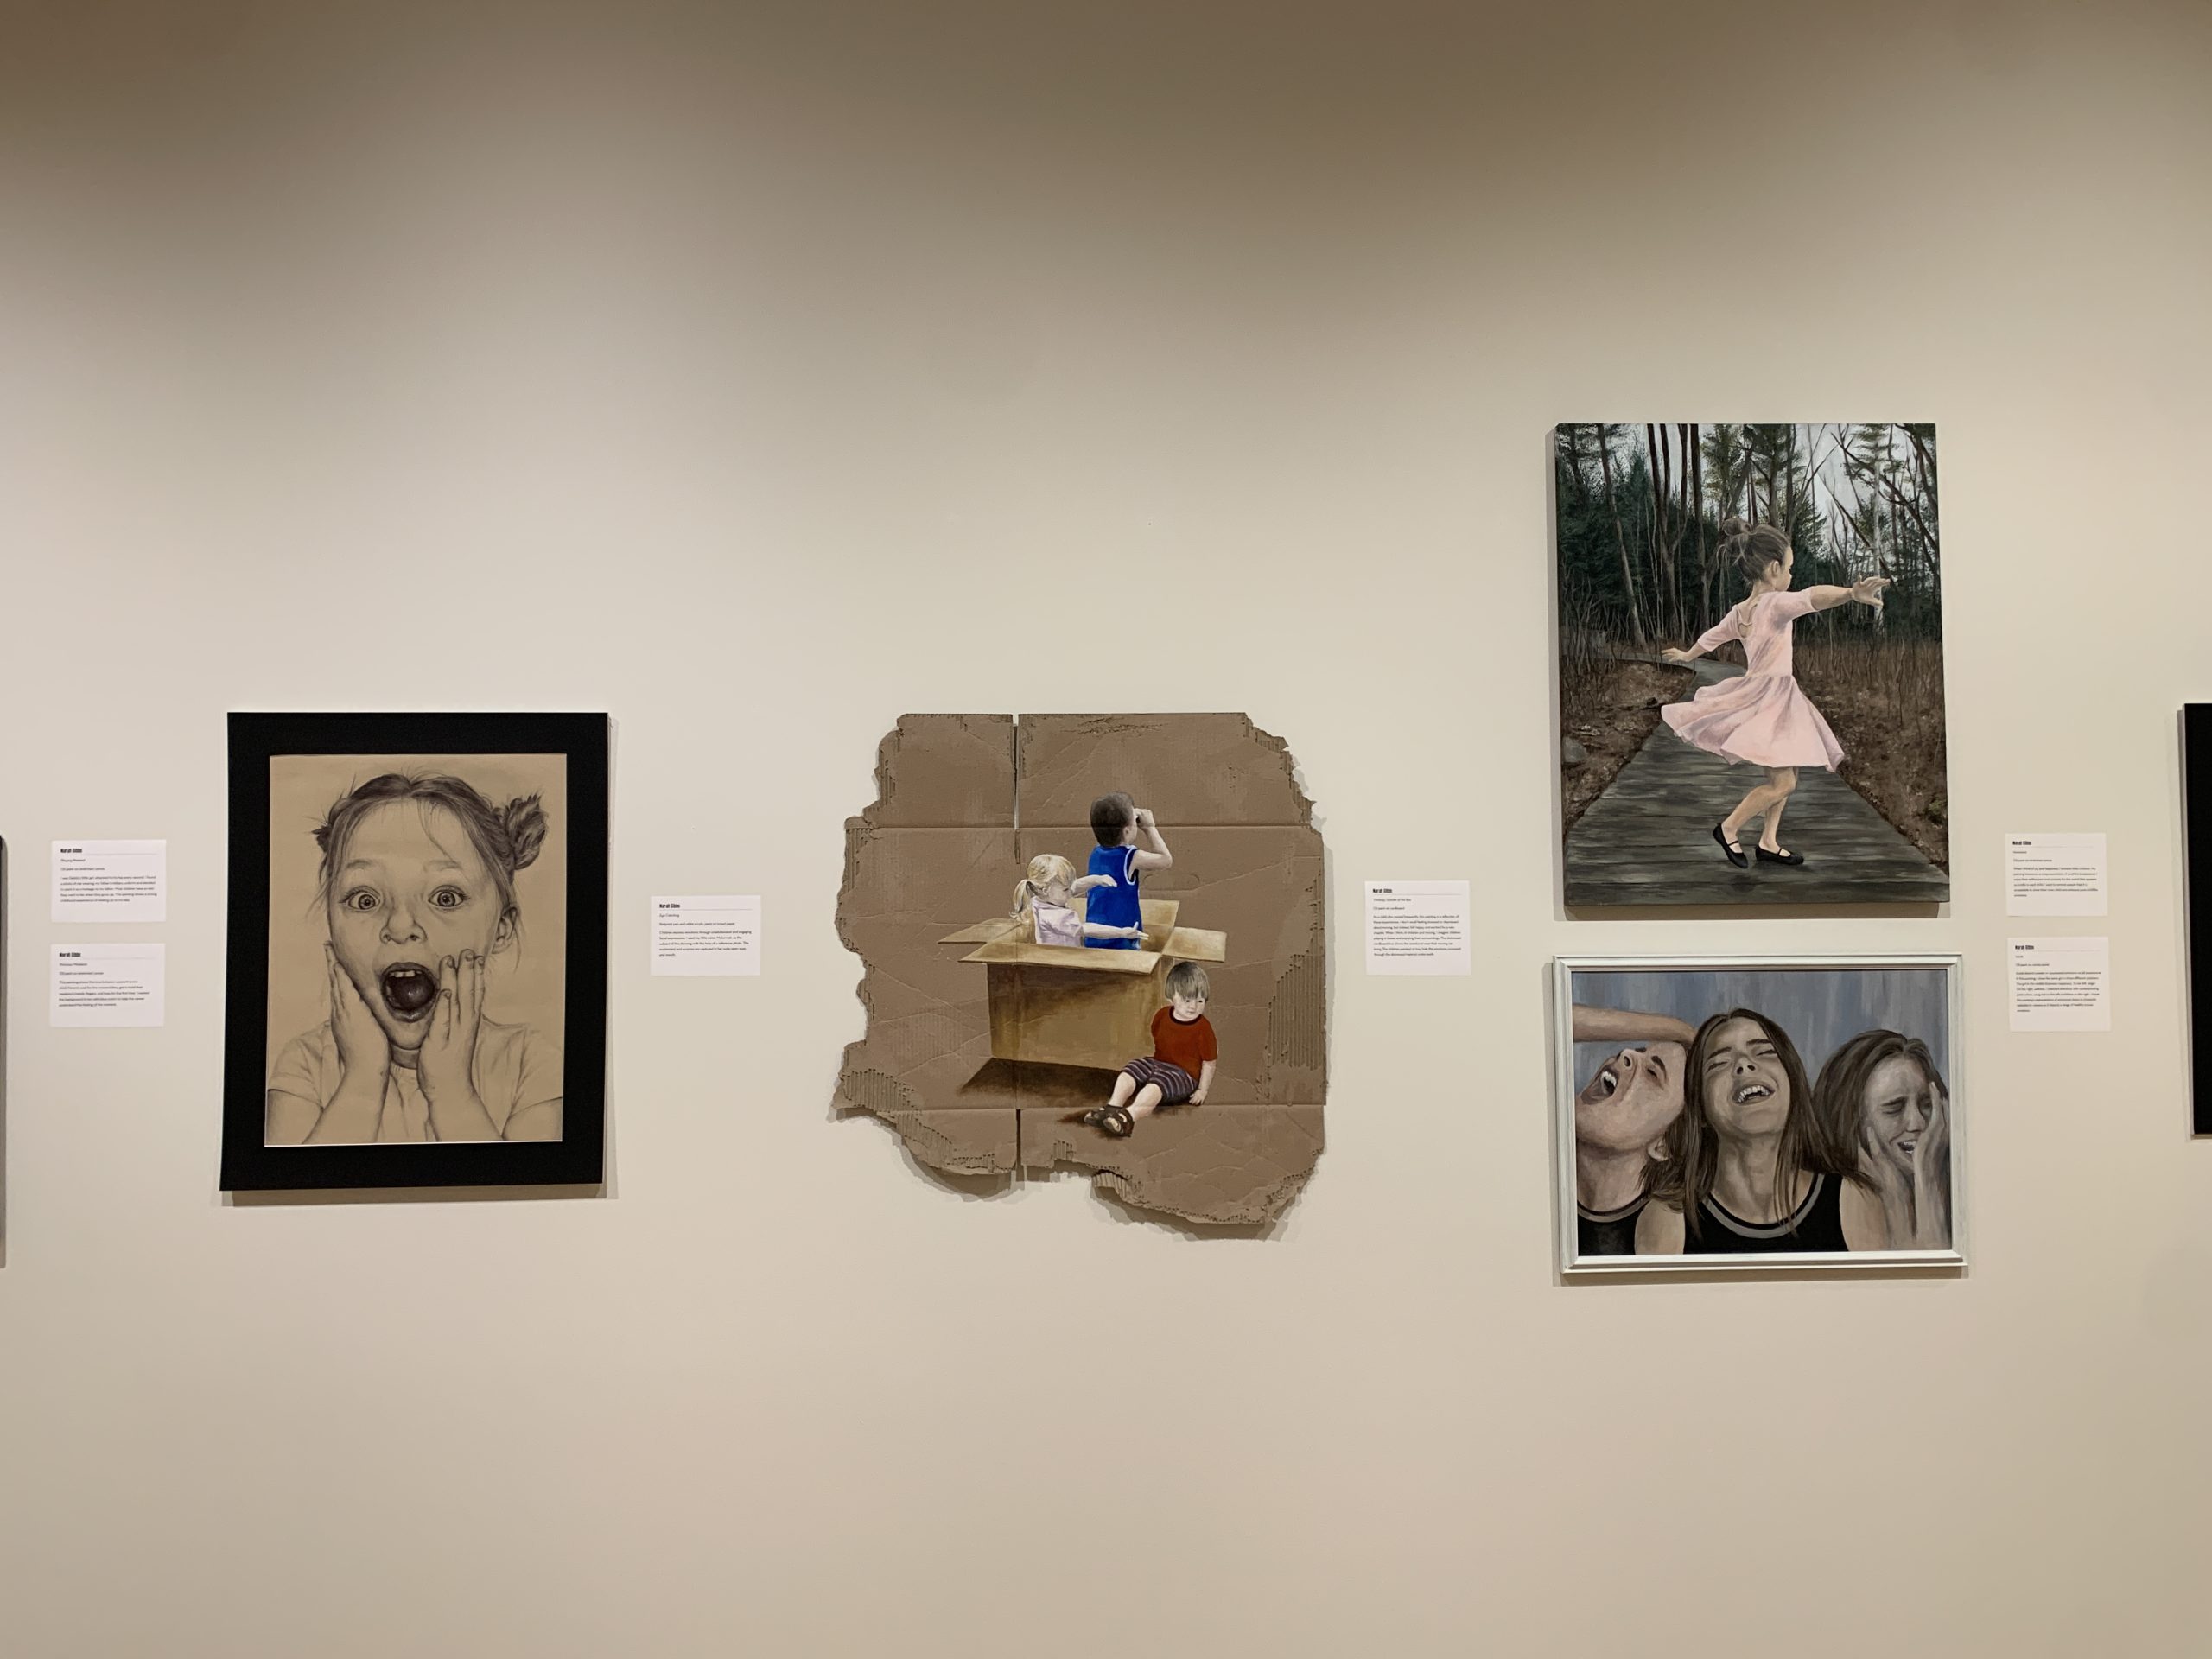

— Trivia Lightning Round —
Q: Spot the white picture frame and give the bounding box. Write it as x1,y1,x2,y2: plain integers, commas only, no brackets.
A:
1554,953,1965,1274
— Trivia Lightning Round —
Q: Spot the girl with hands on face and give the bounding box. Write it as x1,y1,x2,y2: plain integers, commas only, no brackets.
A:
1812,1029,1953,1251
267,773,563,1146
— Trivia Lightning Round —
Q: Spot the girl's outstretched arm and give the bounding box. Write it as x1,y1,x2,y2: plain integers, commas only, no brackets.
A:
1070,874,1116,895
1572,1004,1696,1046
1804,576,1891,612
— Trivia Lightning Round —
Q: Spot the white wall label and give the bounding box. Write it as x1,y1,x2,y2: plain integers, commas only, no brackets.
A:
52,838,167,923
51,943,166,1027
1364,880,1471,975
2008,937,2110,1032
2005,832,2107,916
651,895,761,976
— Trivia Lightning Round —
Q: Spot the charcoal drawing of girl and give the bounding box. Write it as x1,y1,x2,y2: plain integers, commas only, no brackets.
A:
266,772,563,1145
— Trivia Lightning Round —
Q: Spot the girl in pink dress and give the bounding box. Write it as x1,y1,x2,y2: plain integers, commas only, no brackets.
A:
1659,520,1891,868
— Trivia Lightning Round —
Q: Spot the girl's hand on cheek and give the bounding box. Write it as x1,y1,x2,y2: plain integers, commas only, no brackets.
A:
327,944,388,1084
1916,1084,1951,1190
416,952,486,1109
1862,1122,1909,1199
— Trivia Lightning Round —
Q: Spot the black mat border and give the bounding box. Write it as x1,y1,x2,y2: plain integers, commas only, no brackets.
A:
220,712,609,1192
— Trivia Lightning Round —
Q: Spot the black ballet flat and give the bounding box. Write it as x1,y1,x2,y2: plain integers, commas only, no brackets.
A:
1712,823,1749,868
1755,845,1805,868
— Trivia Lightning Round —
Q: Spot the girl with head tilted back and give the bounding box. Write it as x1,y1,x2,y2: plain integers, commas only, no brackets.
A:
266,772,563,1146
1811,1029,1953,1250
1635,1009,1876,1255
1660,519,1891,869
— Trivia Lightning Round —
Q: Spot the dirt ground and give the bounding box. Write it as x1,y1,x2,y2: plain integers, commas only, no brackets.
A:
1558,658,1700,830
1796,650,1950,868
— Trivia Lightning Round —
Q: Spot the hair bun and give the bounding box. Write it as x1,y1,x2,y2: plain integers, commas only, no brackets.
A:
500,793,548,874
1719,517,1750,539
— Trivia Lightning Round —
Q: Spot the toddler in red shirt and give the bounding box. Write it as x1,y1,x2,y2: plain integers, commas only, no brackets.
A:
1084,962,1217,1138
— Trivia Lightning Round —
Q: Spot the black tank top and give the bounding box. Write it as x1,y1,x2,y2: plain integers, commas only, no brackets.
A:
1690,1172,1848,1253
1577,1197,1645,1258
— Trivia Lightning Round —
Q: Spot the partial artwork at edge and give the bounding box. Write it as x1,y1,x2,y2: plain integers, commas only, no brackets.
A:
2187,705,2212,1135
1554,423,1948,908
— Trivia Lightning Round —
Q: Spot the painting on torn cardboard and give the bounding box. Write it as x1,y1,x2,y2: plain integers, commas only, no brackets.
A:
835,713,1325,1226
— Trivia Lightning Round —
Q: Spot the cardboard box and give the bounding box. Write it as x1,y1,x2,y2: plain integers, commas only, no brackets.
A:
940,898,1228,1071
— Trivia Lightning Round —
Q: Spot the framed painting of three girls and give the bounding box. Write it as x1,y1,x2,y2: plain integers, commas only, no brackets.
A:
1556,955,1963,1272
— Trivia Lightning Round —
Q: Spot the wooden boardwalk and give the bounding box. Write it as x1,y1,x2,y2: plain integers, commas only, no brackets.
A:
1564,660,1949,907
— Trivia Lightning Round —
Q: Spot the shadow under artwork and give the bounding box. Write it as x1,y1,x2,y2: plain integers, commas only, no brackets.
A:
836,714,1325,1226
1554,424,1948,908
2188,705,2212,1135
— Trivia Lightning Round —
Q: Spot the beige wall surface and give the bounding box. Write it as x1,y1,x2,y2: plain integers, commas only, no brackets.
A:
2,2,2209,1655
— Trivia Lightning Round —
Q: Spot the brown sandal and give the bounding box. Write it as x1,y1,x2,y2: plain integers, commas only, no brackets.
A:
1082,1103,1135,1138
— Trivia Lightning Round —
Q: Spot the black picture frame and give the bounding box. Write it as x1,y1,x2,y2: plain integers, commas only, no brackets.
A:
2189,706,2212,1136
221,712,609,1192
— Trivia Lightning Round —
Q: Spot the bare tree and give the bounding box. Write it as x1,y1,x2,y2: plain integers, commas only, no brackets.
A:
1688,423,1710,631
1596,423,1648,648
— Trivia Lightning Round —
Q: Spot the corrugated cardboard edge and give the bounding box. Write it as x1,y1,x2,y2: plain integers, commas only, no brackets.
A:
1020,1104,1325,1227
832,715,1019,1177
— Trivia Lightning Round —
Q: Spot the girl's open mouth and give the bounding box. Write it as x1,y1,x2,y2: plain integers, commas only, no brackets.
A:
379,963,438,1020
1732,1079,1774,1105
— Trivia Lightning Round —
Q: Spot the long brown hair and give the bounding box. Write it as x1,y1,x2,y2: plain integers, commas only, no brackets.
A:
1645,1008,1849,1243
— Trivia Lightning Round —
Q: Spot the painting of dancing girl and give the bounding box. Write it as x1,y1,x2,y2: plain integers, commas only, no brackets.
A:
1554,423,1948,907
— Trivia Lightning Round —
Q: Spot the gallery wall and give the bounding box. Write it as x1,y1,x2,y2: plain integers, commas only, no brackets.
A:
3,2,2209,1653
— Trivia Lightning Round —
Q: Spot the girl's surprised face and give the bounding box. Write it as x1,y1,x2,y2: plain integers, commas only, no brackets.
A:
1037,874,1073,908
327,800,513,1051
1700,1016,1790,1137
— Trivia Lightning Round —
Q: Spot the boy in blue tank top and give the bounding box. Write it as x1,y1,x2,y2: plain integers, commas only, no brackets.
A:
1084,792,1173,949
